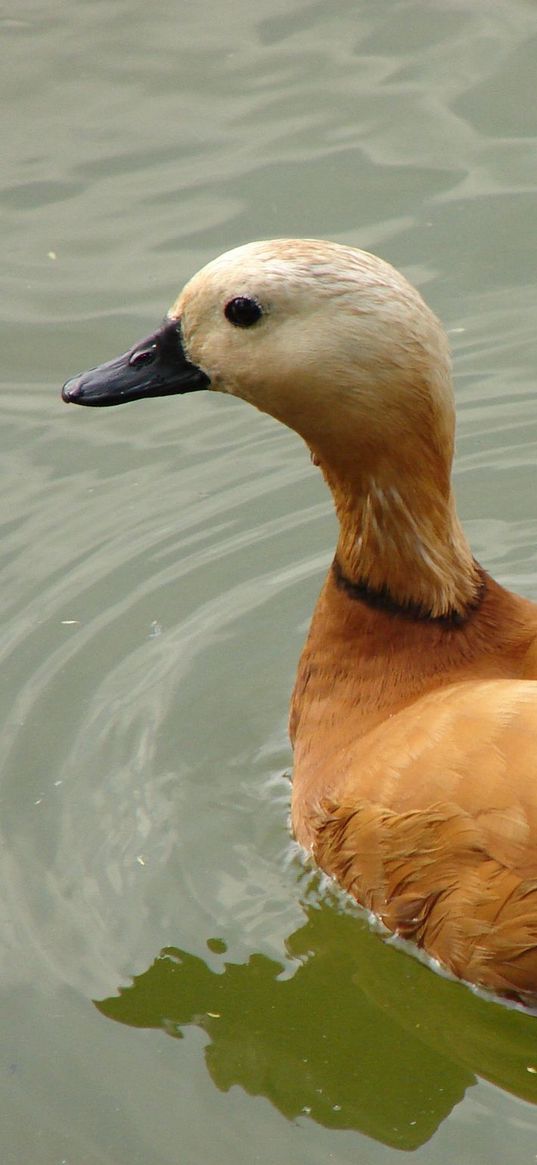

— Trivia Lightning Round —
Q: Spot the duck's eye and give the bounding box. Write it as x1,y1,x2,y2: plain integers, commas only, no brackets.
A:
224,296,263,328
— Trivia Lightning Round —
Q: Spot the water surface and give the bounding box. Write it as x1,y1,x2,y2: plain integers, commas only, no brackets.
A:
3,1,537,1162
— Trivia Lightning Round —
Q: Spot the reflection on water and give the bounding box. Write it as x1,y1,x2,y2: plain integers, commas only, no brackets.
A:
97,899,537,1150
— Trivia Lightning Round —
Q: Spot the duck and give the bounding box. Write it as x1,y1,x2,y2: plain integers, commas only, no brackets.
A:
63,238,537,1006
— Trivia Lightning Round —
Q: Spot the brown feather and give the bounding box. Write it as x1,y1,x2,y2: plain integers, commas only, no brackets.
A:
291,571,537,1002
171,239,537,1004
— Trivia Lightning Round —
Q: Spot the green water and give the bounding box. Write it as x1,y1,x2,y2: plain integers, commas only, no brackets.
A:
3,1,537,1161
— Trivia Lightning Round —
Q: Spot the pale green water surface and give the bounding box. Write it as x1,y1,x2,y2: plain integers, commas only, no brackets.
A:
3,1,537,1162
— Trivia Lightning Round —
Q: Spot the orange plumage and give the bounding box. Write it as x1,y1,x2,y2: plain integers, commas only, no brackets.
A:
63,238,537,1004
291,568,537,1001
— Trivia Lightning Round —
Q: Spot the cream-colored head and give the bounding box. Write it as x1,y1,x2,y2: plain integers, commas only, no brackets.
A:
170,238,478,617
63,237,478,615
171,239,455,495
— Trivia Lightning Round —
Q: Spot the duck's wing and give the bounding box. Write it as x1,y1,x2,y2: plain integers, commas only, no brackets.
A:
311,679,537,1003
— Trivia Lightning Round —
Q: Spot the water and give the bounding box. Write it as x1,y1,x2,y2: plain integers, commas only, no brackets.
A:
3,1,537,1161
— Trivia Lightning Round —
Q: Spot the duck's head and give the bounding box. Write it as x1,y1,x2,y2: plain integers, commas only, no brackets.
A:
63,239,454,491
63,238,480,615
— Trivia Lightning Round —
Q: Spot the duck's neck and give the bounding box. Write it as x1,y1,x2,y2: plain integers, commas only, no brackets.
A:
322,461,481,621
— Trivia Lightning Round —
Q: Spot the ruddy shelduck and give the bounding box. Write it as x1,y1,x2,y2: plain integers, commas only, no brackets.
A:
63,239,537,1005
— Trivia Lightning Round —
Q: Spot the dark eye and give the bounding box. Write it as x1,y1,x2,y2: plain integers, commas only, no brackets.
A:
224,296,263,328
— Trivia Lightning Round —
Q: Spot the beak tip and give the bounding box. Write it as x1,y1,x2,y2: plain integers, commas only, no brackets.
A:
62,376,81,403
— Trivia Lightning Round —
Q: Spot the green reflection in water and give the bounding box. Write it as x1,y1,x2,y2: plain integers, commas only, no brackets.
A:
95,901,537,1150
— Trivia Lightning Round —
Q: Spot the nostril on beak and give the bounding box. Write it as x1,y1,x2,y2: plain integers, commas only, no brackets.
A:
129,343,157,369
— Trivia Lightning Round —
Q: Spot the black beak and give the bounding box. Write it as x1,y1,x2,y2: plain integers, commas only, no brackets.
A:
62,319,210,407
